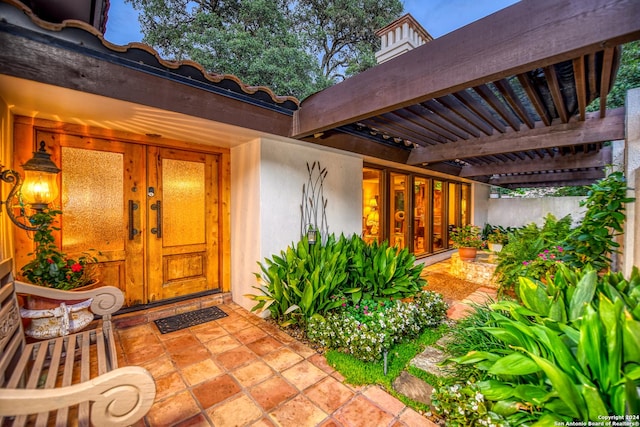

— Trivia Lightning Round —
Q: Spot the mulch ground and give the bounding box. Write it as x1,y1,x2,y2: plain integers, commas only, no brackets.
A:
421,270,484,304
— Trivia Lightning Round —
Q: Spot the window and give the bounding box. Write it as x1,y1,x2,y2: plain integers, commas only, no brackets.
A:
362,166,471,257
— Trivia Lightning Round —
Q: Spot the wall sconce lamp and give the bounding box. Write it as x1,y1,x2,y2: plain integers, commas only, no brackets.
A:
0,141,61,230
306,224,318,245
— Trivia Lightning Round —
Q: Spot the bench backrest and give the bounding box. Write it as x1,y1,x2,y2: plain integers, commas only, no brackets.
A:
0,257,25,387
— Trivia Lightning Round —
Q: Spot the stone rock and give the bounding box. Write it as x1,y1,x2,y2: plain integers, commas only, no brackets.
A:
410,346,452,377
392,371,434,406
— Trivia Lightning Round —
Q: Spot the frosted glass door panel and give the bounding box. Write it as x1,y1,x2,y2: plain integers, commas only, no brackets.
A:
61,147,124,253
162,159,205,247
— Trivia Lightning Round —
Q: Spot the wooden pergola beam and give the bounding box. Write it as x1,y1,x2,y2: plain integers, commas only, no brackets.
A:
301,133,411,164
490,169,605,185
460,146,612,177
292,0,640,139
408,109,624,165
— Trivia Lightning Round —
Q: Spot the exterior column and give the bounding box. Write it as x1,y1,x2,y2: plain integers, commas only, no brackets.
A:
623,88,640,276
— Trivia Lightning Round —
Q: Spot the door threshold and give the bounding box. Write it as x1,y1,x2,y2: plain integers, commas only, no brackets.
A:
115,289,223,316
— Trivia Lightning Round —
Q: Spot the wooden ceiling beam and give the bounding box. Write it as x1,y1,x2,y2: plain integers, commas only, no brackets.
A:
599,47,616,117
362,115,446,146
494,79,536,128
403,105,464,141
460,146,612,177
544,65,569,123
453,90,506,133
490,169,605,185
517,73,552,126
302,132,410,164
292,0,640,138
473,84,521,130
436,95,494,135
408,108,624,164
422,99,482,137
573,57,588,121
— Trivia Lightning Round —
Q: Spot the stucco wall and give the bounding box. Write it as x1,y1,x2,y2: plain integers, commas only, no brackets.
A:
473,183,491,226
487,196,586,228
231,137,362,311
624,88,640,276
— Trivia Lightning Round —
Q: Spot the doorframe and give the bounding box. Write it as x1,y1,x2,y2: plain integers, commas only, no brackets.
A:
12,115,231,295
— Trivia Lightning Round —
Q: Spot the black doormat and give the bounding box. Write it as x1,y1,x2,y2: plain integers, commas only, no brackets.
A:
154,306,228,334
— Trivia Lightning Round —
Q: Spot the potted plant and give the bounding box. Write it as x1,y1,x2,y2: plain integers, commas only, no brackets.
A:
18,208,100,338
487,228,508,252
450,224,484,260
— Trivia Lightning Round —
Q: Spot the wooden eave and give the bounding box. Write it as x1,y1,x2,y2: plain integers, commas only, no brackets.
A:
0,0,298,138
292,0,640,187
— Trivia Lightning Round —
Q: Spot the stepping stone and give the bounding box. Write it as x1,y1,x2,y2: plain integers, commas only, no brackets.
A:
392,371,434,406
435,333,454,349
410,346,452,377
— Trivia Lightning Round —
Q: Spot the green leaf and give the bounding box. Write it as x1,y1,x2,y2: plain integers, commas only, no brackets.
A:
518,277,550,316
622,314,640,364
477,380,515,400
568,270,597,321
580,383,609,420
528,352,587,419
489,352,541,376
491,400,520,416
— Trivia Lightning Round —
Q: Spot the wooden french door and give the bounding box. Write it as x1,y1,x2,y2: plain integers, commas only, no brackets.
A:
18,131,221,306
146,147,220,301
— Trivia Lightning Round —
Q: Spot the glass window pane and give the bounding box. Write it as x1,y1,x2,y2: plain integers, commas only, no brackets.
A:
413,177,427,254
448,183,458,248
163,158,205,247
363,168,382,244
61,147,124,253
461,184,470,225
391,173,408,249
433,180,444,250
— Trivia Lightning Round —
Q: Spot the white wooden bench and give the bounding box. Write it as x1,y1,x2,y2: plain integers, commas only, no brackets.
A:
0,257,156,426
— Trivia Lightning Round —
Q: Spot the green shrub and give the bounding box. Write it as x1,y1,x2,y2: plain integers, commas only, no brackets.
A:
306,290,447,362
346,235,426,303
562,171,635,271
430,381,509,427
248,233,427,326
493,214,572,296
448,266,640,424
444,302,510,381
248,234,350,326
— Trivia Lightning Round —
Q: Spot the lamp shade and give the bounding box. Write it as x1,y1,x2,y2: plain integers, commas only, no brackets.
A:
21,141,61,209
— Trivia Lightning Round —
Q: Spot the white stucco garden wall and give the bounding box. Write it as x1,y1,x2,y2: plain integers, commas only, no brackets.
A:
231,136,362,311
487,196,586,228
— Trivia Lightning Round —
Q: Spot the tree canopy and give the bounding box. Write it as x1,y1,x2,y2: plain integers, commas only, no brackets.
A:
126,0,403,99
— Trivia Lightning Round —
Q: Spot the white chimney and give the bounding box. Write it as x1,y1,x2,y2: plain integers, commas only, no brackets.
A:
375,14,433,64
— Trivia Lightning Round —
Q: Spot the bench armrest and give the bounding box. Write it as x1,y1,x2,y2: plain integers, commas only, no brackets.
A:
0,366,156,427
15,280,124,316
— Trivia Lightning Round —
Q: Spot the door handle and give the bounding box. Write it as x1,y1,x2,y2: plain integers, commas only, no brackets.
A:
150,201,162,238
128,200,139,240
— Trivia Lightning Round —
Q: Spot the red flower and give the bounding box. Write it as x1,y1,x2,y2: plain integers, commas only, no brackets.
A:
71,263,83,273
47,259,54,264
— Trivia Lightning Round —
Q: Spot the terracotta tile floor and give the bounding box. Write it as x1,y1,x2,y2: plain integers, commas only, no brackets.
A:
112,300,438,427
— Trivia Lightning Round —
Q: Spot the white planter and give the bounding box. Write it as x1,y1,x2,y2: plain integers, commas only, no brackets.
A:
20,298,94,339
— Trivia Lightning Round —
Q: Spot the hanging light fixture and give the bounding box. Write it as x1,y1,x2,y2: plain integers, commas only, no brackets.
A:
0,141,61,230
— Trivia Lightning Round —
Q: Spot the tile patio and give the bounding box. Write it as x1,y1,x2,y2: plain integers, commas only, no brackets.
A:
113,299,438,427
